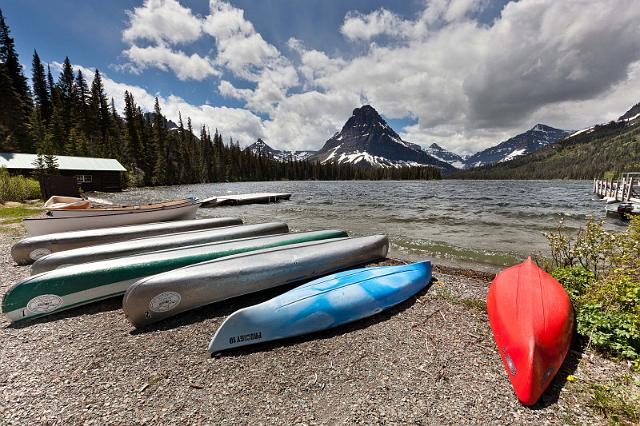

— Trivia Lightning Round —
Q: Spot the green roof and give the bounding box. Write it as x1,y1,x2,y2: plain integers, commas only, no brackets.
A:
0,153,126,172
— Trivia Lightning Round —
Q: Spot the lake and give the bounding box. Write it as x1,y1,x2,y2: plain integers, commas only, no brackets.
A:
103,180,621,272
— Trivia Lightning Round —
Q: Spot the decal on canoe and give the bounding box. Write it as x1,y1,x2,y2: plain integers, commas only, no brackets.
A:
26,294,63,314
229,332,262,345
149,292,181,313
29,248,51,261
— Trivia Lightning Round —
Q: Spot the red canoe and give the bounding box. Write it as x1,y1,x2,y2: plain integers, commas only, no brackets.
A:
487,257,573,405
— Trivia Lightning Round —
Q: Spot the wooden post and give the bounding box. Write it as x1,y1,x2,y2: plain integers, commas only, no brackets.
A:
627,177,634,201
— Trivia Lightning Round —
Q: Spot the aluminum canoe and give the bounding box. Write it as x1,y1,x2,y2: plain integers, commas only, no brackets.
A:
30,222,289,274
123,235,389,328
23,200,201,236
1,230,347,323
11,217,243,265
208,261,432,353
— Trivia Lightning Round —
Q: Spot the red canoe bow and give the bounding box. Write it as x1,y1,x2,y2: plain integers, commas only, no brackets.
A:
487,257,573,405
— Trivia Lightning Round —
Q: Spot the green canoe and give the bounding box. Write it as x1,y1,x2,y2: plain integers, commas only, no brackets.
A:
2,230,347,323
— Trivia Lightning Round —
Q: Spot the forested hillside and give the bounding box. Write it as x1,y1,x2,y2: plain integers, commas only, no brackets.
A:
0,10,440,184
450,119,640,179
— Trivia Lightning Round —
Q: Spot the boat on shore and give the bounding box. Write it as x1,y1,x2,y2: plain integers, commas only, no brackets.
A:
11,217,242,265
209,261,432,353
123,235,389,328
23,198,201,236
2,230,347,323
487,257,573,405
30,222,289,273
46,198,197,217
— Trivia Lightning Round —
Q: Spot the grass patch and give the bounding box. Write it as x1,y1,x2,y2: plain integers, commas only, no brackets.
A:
0,205,43,224
435,286,487,312
588,382,639,425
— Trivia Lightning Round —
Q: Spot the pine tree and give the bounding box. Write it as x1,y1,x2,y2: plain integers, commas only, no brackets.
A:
54,57,76,151
151,97,167,185
73,70,90,130
88,69,111,157
0,9,31,108
31,51,51,124
0,9,33,152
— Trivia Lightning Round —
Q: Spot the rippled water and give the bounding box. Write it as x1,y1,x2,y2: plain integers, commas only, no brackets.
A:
102,180,621,271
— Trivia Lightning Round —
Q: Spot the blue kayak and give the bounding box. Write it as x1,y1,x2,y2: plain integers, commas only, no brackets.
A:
208,261,432,353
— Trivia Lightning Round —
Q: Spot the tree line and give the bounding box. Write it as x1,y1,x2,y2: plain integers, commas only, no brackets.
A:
0,9,440,185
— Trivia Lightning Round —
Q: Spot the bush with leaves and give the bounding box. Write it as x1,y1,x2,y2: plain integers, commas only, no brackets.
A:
0,167,40,202
547,217,640,369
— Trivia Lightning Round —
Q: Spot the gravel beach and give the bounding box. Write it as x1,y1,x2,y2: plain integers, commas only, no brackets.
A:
0,225,635,425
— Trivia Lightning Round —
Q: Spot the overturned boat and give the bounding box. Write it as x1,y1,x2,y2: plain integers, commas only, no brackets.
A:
209,261,432,353
31,222,289,274
123,235,389,328
3,231,347,323
12,217,243,265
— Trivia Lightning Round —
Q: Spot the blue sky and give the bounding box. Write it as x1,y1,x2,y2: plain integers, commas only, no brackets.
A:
3,1,640,153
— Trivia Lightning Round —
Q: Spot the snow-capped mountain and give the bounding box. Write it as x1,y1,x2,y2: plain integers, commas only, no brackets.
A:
246,139,317,161
464,124,572,168
618,102,640,122
422,143,468,169
310,105,455,171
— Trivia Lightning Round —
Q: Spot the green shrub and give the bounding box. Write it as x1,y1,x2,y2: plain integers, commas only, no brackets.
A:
0,167,41,203
552,266,595,301
546,217,640,369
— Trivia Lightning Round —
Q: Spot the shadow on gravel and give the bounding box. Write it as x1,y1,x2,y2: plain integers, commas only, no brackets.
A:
6,297,123,329
211,279,434,359
530,333,588,410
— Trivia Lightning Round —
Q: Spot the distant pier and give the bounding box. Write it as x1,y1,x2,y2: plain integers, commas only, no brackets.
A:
593,173,639,202
201,192,292,207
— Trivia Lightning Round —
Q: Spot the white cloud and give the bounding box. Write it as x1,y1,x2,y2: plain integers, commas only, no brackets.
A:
123,44,219,80
122,0,202,44
113,0,640,155
340,9,411,41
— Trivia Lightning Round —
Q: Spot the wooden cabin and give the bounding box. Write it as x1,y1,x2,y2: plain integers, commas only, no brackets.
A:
0,153,126,192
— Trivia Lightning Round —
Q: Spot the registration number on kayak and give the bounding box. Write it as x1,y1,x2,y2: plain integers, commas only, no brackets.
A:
229,332,262,345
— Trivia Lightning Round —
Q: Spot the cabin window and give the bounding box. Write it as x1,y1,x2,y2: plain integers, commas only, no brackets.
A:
76,175,93,183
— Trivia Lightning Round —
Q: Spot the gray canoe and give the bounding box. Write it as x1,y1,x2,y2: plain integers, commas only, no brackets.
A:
2,230,347,323
31,222,289,274
12,217,242,265
123,235,389,328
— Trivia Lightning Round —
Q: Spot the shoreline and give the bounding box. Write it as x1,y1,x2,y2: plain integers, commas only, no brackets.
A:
0,224,636,424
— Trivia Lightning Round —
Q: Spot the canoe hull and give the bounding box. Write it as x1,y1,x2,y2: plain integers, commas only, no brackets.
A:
487,258,573,405
11,217,242,265
123,235,389,328
23,202,201,236
2,230,347,323
30,222,289,274
208,261,432,352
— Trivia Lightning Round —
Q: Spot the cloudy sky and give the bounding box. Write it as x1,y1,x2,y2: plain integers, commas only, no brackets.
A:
5,0,640,154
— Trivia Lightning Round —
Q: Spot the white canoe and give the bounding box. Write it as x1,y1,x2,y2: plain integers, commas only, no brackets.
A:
23,200,201,236
11,217,243,265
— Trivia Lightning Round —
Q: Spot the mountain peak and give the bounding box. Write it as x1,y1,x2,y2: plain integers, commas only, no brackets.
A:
311,105,455,172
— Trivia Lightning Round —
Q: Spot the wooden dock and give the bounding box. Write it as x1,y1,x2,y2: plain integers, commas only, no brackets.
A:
200,193,292,207
593,173,639,202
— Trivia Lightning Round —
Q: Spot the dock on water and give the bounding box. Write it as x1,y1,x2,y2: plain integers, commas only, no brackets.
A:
201,192,292,207
593,173,640,203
